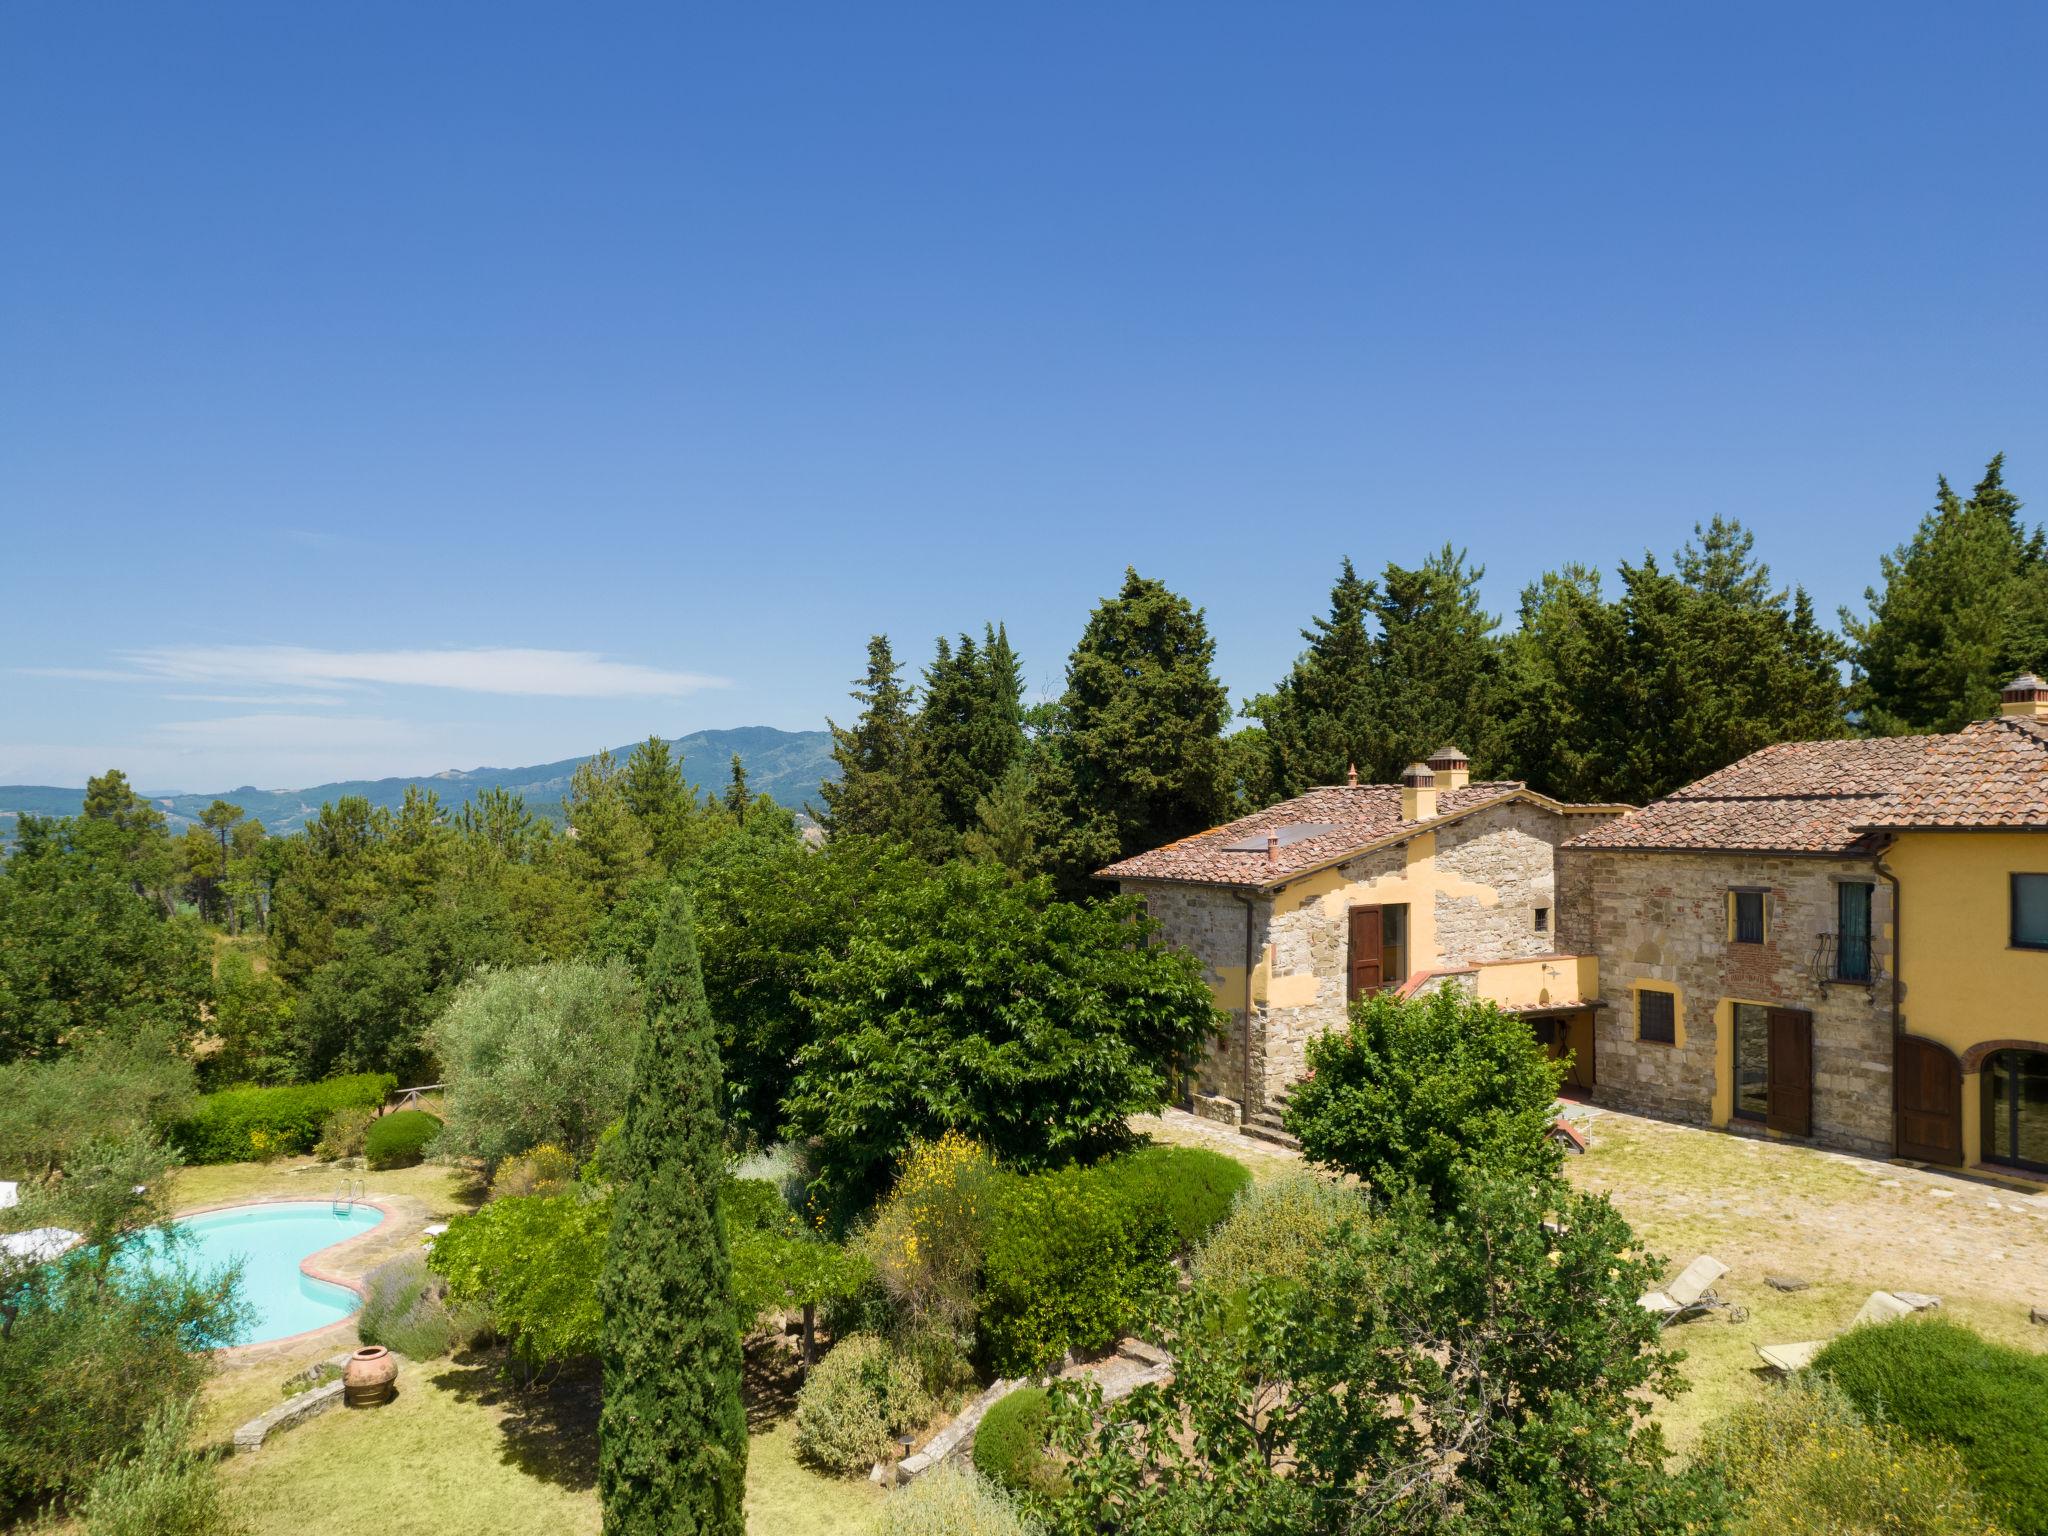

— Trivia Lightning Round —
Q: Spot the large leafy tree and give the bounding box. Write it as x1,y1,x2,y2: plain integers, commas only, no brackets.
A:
1846,455,2048,734
0,815,210,1063
598,889,747,1536
1032,569,1232,895
818,635,946,853
1285,988,1565,1215
1036,1172,1714,1536
781,862,1220,1228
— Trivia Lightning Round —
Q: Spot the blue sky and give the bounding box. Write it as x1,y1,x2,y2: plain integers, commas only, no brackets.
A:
4,3,2045,791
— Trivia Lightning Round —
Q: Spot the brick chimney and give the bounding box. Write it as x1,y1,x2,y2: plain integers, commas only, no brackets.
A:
2002,674,2048,720
1426,744,1470,791
1400,761,1438,821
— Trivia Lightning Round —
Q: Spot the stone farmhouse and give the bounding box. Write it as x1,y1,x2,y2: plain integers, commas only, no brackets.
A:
1563,674,2048,1174
1096,747,1627,1142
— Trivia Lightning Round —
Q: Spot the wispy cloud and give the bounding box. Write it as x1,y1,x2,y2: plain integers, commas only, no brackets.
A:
23,645,728,699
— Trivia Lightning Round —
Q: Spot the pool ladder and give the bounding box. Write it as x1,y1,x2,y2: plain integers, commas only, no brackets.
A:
332,1178,365,1214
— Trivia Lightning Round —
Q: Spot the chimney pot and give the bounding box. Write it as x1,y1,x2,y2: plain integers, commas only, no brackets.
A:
2002,674,2048,720
1265,832,1279,868
1426,744,1471,791
1346,762,1359,787
1399,762,1439,821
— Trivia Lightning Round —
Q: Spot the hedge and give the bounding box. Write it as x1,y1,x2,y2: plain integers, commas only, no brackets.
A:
165,1074,394,1164
365,1109,441,1170
1814,1316,2048,1535
971,1386,1053,1495
977,1144,1247,1375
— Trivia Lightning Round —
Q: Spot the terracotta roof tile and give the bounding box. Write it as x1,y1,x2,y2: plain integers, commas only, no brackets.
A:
1860,718,2048,829
1565,721,2048,855
1097,781,1591,888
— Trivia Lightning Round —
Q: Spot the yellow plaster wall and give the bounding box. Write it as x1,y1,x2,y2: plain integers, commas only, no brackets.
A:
1710,998,1732,1125
1882,830,2048,1165
1886,831,2048,1056
1471,954,1598,1012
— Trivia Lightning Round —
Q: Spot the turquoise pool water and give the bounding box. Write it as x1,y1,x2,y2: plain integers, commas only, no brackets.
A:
137,1201,386,1345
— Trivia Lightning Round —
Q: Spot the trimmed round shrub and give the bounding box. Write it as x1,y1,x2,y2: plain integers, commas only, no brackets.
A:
1813,1315,2048,1534
1699,1375,2002,1536
1094,1144,1251,1256
1191,1171,1369,1293
166,1074,394,1164
869,1462,1040,1536
364,1109,440,1171
971,1387,1053,1495
793,1333,933,1475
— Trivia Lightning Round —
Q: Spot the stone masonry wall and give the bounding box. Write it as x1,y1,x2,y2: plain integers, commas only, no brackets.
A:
1565,847,1894,1155
1432,800,1576,961
1124,879,1267,1107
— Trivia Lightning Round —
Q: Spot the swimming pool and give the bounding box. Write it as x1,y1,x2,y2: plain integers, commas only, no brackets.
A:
135,1201,388,1346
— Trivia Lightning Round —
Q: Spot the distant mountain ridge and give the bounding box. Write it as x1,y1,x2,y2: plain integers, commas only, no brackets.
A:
0,726,836,837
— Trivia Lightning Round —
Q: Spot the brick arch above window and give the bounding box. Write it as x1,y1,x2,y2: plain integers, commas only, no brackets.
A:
1957,1039,2048,1074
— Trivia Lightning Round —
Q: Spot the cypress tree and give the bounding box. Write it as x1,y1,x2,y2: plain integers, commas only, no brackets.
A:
723,752,749,822
917,623,1026,838
598,888,747,1536
1371,545,1503,780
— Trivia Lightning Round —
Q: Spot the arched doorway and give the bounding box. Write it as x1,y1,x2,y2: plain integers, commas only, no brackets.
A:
1895,1036,1962,1166
1982,1048,2048,1174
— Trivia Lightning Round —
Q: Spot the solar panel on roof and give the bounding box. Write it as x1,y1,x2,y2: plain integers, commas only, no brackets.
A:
1218,821,1339,852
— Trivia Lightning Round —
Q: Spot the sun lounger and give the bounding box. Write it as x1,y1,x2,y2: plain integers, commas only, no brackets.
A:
1640,1255,1728,1324
1755,1289,1938,1372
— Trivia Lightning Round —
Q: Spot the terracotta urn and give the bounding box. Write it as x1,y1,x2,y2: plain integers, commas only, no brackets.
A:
343,1345,398,1407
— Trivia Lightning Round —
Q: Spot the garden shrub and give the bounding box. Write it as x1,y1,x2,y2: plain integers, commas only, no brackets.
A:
971,1387,1056,1496
364,1108,440,1170
165,1074,394,1164
1814,1316,2048,1534
864,1132,1001,1346
488,1143,578,1202
1091,1144,1249,1256
974,1147,1240,1376
869,1463,1041,1536
313,1105,377,1162
978,1164,1155,1375
80,1394,245,1536
356,1253,482,1360
1698,1375,2003,1536
429,1189,609,1366
793,1333,934,1475
1191,1171,1369,1293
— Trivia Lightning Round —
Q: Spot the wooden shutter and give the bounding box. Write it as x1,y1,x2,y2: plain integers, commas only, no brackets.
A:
1348,907,1383,1000
1766,1009,1813,1137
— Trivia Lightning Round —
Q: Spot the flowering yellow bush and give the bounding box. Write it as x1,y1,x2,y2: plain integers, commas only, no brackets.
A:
861,1132,997,1340
246,1127,286,1162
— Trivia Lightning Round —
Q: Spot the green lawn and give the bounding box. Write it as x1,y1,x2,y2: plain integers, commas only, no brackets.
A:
216,1351,884,1536
184,1153,885,1536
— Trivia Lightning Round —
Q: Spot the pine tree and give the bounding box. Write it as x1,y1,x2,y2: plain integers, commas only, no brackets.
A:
917,623,1026,838
598,887,747,1536
1845,456,2048,734
1033,568,1231,894
723,753,749,823
816,635,943,851
1244,558,1381,796
1371,545,1503,780
622,735,705,871
564,748,652,904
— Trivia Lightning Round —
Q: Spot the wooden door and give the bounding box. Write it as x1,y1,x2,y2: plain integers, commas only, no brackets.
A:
1895,1035,1962,1165
1766,1009,1813,1137
1347,907,1383,1000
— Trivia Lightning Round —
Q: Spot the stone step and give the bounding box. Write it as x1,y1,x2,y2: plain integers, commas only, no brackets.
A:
1241,1120,1300,1151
